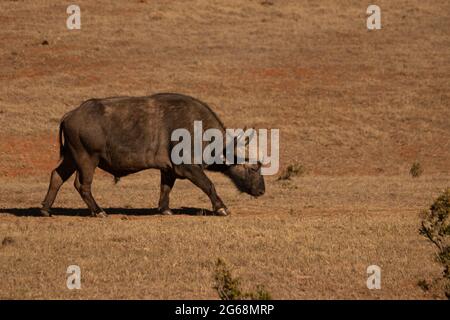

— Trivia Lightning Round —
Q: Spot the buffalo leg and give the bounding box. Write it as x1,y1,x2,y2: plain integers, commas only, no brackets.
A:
73,171,86,216
41,155,76,216
174,165,229,216
74,171,81,192
158,170,176,215
74,154,106,217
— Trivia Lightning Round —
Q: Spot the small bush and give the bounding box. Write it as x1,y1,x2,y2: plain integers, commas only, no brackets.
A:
278,162,305,181
213,258,271,300
420,188,450,298
417,279,430,292
1,236,14,246
410,161,423,178
246,285,272,300
213,258,243,300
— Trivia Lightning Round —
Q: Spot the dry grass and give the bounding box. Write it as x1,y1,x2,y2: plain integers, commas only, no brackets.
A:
0,209,440,299
0,0,449,299
0,174,448,299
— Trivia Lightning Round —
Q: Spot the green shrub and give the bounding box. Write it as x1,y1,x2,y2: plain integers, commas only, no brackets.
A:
246,285,272,300
213,258,243,300
213,258,272,300
278,162,305,181
420,188,450,298
417,279,430,292
410,161,423,178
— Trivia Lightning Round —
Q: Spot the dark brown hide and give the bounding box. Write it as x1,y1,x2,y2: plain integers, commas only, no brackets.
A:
41,93,265,217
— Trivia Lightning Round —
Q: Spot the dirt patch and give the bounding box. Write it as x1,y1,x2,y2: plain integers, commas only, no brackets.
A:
0,134,58,177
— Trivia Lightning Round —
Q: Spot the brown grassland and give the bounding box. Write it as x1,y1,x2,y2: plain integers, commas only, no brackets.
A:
0,0,449,299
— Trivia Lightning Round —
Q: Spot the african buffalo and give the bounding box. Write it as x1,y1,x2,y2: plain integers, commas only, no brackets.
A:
41,93,265,217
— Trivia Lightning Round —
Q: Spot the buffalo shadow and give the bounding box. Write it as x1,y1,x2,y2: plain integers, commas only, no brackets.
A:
0,207,215,217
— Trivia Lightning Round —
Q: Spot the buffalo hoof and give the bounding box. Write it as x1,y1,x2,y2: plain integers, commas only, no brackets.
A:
215,208,229,216
39,209,51,217
93,211,108,218
160,209,174,215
